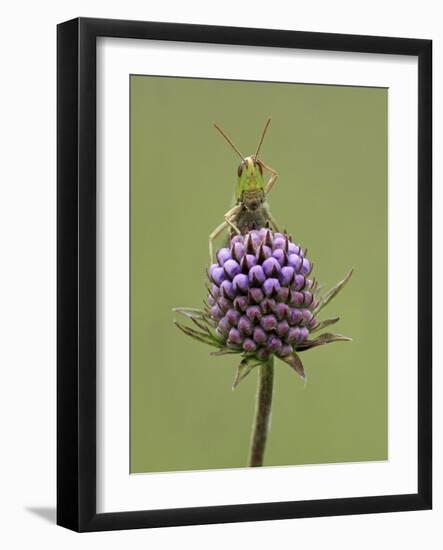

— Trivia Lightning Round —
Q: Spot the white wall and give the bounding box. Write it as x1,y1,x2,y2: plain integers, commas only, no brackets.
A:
0,1,440,548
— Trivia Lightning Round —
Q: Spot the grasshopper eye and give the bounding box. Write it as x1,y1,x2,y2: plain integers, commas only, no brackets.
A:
256,160,263,175
237,163,244,177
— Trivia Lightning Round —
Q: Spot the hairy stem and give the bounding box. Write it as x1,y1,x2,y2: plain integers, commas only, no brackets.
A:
248,357,274,467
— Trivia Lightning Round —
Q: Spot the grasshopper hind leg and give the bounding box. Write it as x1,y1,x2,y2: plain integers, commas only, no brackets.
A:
209,204,242,263
209,220,229,264
267,211,281,233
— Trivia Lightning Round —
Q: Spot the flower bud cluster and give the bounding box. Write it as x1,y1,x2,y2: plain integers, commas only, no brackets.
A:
208,229,317,359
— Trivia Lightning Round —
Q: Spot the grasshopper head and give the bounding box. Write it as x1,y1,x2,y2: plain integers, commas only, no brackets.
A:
236,156,265,200
213,117,272,202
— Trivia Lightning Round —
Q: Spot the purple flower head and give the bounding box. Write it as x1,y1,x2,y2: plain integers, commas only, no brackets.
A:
175,229,353,390
207,229,317,358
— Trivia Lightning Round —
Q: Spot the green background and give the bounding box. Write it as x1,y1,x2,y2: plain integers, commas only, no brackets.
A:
130,75,388,473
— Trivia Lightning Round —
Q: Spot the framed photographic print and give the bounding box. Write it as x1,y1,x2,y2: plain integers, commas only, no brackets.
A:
57,17,432,532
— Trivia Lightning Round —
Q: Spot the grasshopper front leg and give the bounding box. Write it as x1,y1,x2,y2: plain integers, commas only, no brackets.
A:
261,160,279,196
209,204,242,263
260,161,281,231
266,211,281,233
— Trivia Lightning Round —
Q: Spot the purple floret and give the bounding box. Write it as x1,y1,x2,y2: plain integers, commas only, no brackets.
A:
272,248,286,266
233,295,249,312
262,257,281,277
268,335,283,355
223,259,241,279
263,278,281,297
249,265,265,286
238,315,253,336
280,266,295,286
261,314,277,332
246,305,262,323
253,326,267,345
243,338,257,352
301,258,312,275
288,254,302,271
217,247,231,266
225,308,240,326
220,280,235,300
211,265,225,286
232,273,249,293
248,287,264,304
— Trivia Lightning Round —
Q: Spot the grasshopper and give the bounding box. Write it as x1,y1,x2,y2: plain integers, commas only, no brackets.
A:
209,118,281,262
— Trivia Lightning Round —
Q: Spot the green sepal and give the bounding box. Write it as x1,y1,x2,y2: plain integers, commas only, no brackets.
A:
232,356,263,390
210,348,243,356
278,352,306,380
296,332,352,352
173,306,220,339
314,269,353,315
188,315,213,335
173,321,224,349
173,307,216,326
172,306,206,318
310,317,340,333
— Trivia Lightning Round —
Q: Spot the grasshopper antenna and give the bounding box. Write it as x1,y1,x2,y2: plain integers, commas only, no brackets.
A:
213,122,245,161
254,117,272,159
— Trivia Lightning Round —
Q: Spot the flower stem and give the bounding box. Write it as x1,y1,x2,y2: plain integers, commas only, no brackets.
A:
248,356,274,467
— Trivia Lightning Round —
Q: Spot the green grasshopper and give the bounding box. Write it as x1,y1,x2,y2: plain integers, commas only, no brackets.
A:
209,118,281,262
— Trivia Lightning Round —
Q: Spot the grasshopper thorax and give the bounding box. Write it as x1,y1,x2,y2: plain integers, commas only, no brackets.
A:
235,155,268,233
240,188,265,211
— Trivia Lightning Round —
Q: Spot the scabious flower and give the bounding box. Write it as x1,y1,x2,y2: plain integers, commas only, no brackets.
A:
174,228,352,386
209,229,315,358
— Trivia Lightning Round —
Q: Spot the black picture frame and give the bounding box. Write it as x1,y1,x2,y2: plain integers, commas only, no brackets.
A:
57,17,432,532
